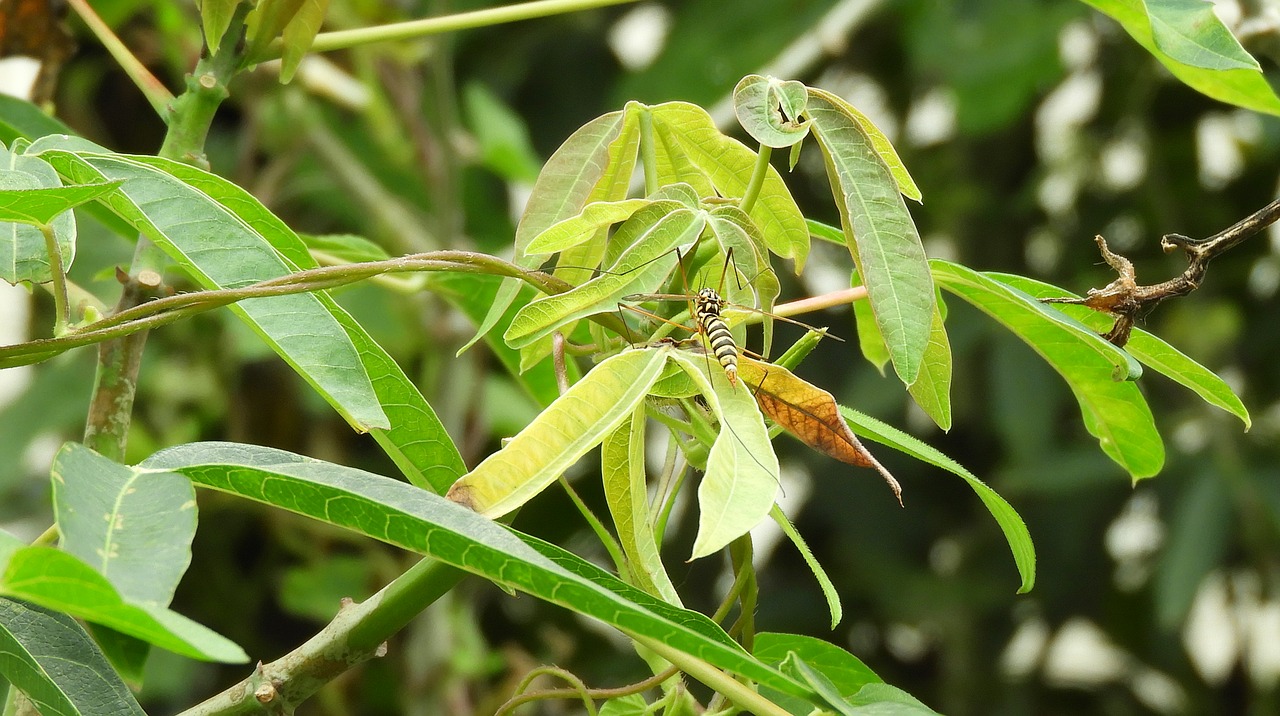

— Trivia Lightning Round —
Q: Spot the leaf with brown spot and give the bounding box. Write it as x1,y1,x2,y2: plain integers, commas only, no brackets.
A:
736,355,902,505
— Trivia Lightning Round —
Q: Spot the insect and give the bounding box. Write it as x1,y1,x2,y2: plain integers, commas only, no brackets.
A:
692,287,739,385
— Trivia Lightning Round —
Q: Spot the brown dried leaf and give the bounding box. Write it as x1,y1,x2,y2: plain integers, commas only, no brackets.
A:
737,356,902,505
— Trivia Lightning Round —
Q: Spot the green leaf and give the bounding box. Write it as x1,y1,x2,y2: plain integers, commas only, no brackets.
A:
805,89,921,202
849,268,889,375
141,441,816,700
848,683,940,713
769,507,841,628
506,207,704,349
199,0,241,55
0,94,75,145
0,543,246,662
31,142,389,433
755,632,881,693
515,110,630,255
0,181,121,226
244,0,304,63
1146,0,1259,71
840,406,1037,593
707,206,780,354
599,694,649,715
668,351,779,561
1082,0,1280,114
447,348,670,518
603,408,683,605
807,89,933,384
0,597,146,716
0,144,76,285
650,102,810,269
52,443,195,605
906,297,953,430
781,653,864,716
525,198,666,255
279,0,329,83
733,74,811,148
932,260,1164,479
991,272,1250,430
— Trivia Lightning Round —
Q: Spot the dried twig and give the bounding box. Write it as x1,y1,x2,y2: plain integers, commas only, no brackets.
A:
1043,197,1280,346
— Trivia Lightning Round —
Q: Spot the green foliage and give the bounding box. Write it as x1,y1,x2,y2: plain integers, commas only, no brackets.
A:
0,0,1269,714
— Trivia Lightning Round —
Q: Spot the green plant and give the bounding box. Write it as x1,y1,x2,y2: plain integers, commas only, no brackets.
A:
0,1,1267,714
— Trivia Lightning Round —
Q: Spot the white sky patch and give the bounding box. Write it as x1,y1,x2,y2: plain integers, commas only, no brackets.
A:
0,57,40,100
1000,615,1049,678
1035,71,1102,163
1248,258,1280,299
1024,228,1064,275
1099,133,1147,191
1128,666,1188,715
1246,599,1280,689
905,87,956,147
0,284,32,406
1059,20,1099,71
609,4,671,72
1196,113,1245,189
1183,571,1238,685
885,622,930,662
1044,618,1131,687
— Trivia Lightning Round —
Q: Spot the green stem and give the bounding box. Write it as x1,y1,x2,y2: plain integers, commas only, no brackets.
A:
38,223,69,335
632,635,791,716
739,145,772,214
65,0,173,116
179,559,463,716
558,475,628,576
289,0,641,58
639,108,659,195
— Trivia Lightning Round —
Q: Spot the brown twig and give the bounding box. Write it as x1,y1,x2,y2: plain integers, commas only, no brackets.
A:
1042,197,1280,346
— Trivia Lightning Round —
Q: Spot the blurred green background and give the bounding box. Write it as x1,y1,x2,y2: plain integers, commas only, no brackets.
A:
4,0,1280,713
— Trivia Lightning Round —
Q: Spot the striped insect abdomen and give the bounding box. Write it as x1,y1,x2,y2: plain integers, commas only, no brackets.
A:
694,288,738,385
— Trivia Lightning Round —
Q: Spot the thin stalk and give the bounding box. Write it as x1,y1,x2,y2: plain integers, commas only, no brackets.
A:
65,0,173,115
498,666,597,716
38,223,69,335
632,635,791,716
558,474,628,576
739,145,772,215
288,0,640,57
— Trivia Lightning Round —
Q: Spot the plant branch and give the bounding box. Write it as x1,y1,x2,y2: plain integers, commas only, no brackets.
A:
277,0,640,58
632,635,792,716
1043,197,1280,346
0,252,628,369
38,223,69,335
739,145,772,214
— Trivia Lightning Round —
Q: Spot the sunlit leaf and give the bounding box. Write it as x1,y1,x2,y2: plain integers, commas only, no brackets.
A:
447,348,669,518
244,0,304,63
1082,0,1280,114
733,74,810,148
279,0,330,82
737,356,902,503
707,205,780,354
526,198,668,255
300,232,391,264
667,351,779,561
1146,0,1259,71
143,441,817,700
0,596,146,716
807,89,933,385
603,407,682,604
932,259,1164,479
506,207,704,349
840,406,1036,593
992,272,1250,430
0,181,120,226
849,268,889,374
804,89,921,202
906,297,953,431
651,101,810,269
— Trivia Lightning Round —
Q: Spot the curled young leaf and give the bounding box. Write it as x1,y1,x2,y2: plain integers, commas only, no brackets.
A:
733,74,811,148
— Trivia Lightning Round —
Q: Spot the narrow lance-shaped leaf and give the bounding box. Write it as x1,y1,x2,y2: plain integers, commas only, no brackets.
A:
991,272,1250,430
31,140,389,434
447,348,670,518
841,405,1038,592
526,198,669,255
0,181,121,226
906,296,953,431
142,441,818,700
279,0,330,83
736,355,902,504
199,0,241,54
807,88,933,385
0,597,146,716
667,351,780,561
34,142,463,491
932,259,1164,480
